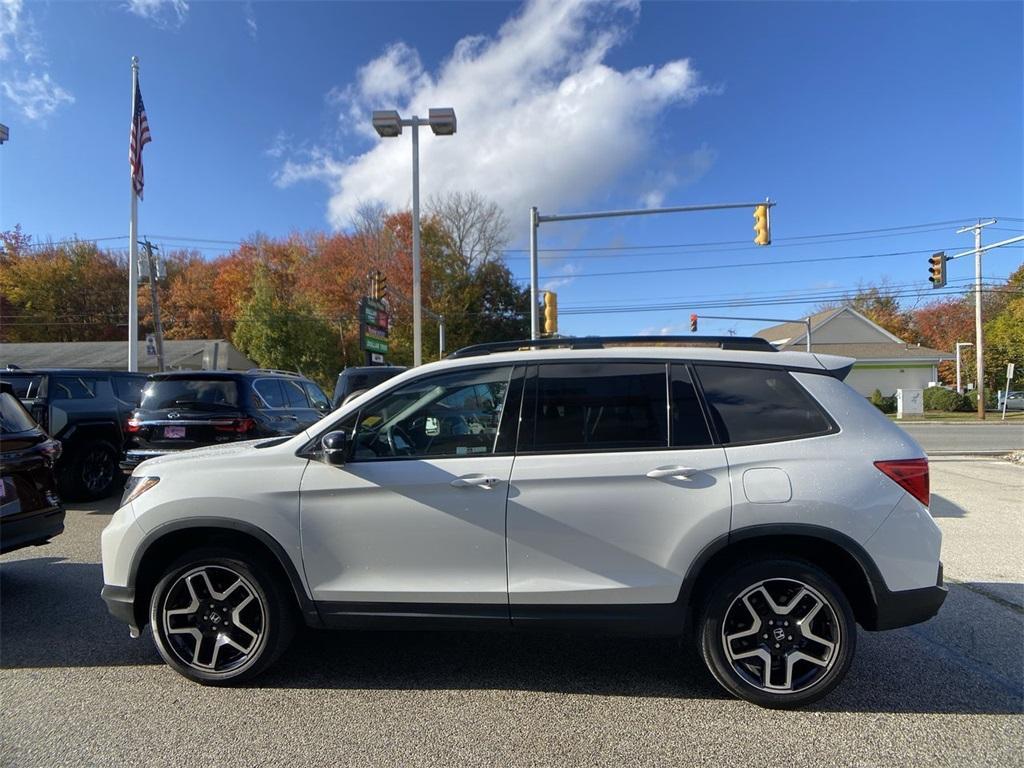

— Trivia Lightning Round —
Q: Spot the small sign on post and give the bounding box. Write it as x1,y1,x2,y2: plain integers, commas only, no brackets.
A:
1002,363,1015,420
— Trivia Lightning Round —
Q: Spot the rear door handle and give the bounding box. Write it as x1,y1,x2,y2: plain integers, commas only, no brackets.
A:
450,475,501,488
646,465,697,480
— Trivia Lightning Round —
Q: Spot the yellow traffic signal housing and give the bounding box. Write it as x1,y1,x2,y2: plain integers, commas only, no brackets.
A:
928,252,946,288
543,291,558,335
753,205,771,246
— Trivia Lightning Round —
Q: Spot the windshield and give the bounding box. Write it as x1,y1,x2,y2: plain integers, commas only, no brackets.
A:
0,392,38,433
140,378,241,410
0,374,45,399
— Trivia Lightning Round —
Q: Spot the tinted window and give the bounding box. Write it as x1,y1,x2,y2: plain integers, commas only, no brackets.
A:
253,379,286,408
304,382,330,411
670,364,713,448
114,376,146,404
141,378,240,410
529,363,667,452
0,392,37,433
0,375,44,399
51,376,98,400
694,365,832,444
283,380,309,408
350,366,513,460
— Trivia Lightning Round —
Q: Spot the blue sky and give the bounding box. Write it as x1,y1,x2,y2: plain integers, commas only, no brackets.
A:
2,0,1022,338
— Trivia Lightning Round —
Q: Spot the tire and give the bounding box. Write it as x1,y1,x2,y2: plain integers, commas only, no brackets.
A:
62,440,120,501
698,558,856,709
149,548,296,685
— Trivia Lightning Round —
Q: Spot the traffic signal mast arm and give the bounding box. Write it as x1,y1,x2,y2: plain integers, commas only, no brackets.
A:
946,233,1024,260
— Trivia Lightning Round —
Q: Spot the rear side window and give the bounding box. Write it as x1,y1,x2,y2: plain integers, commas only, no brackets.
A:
254,379,286,408
527,363,668,452
0,375,44,399
51,376,98,400
694,365,833,445
114,376,146,404
0,392,37,433
282,380,309,408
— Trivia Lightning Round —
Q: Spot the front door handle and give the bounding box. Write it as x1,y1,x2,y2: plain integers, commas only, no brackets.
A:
450,474,501,488
646,465,697,480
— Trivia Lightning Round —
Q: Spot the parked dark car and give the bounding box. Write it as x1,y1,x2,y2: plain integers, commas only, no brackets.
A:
332,365,406,409
0,381,65,554
121,369,332,472
0,367,147,501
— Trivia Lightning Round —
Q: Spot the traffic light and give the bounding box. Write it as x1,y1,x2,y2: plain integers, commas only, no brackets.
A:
690,314,698,332
928,252,946,289
543,291,558,335
378,271,387,300
753,204,771,246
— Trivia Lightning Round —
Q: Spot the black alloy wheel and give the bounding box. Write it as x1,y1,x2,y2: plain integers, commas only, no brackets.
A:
149,548,295,684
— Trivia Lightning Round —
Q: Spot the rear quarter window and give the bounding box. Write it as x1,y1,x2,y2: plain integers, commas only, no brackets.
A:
694,364,834,445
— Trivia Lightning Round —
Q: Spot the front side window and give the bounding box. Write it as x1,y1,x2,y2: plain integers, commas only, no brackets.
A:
694,364,833,445
304,382,331,411
526,363,668,452
349,366,514,460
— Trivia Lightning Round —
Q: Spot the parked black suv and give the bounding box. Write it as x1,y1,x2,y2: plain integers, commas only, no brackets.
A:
0,367,147,500
332,365,406,409
121,369,331,472
0,382,65,554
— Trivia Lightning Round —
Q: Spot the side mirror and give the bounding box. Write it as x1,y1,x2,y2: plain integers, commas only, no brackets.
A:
322,430,349,466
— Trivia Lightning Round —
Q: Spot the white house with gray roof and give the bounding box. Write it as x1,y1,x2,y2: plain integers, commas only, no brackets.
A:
756,307,954,397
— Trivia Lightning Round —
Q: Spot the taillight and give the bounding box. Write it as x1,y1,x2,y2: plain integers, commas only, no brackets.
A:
126,417,142,433
214,418,255,434
874,458,929,507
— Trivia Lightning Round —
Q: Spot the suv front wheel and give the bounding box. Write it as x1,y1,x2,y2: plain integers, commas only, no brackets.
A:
149,548,295,684
698,559,856,708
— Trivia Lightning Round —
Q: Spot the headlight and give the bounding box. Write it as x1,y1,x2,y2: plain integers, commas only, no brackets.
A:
121,476,159,506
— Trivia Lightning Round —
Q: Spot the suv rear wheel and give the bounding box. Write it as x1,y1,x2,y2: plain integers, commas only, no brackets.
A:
698,559,855,708
63,440,119,501
149,548,295,684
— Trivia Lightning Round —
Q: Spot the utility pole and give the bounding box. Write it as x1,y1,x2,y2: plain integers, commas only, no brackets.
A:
141,239,165,371
956,220,996,419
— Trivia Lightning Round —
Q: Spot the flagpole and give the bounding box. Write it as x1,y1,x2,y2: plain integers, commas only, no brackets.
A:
128,56,140,372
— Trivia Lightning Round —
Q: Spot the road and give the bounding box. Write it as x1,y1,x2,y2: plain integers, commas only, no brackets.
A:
898,422,1024,453
2,459,1022,768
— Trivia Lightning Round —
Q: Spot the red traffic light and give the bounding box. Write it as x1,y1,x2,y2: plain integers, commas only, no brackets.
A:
690,314,698,333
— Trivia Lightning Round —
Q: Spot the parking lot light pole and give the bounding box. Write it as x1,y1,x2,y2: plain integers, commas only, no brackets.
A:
372,108,456,367
955,342,973,394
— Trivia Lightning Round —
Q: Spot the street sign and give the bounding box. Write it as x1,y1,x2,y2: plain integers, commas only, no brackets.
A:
1008,363,1015,380
371,353,384,364
145,334,156,357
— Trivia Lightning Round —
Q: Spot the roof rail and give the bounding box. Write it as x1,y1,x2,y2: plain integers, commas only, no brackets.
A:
448,335,777,359
245,368,304,377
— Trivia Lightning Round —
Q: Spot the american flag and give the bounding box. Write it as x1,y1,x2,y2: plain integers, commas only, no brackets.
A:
129,79,151,199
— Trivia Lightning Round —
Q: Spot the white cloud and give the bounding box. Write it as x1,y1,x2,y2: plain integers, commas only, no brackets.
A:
542,262,581,292
244,2,257,40
2,72,74,120
0,0,74,121
124,0,189,27
276,0,715,230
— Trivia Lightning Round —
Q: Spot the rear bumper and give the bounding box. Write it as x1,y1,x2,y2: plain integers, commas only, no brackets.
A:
870,562,948,631
0,505,65,555
101,584,141,637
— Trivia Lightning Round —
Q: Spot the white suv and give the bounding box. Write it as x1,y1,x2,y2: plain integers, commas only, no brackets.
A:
101,337,946,708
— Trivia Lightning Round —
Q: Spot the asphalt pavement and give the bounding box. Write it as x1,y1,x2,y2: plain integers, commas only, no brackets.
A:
1,458,1022,767
898,421,1024,453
